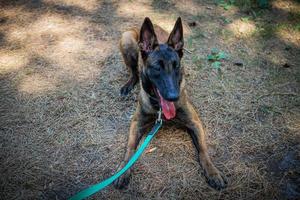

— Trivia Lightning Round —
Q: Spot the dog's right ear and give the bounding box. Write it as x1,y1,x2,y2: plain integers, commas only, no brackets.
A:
167,17,184,58
139,17,158,59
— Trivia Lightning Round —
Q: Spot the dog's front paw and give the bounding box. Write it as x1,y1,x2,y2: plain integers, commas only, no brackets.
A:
113,170,131,189
205,170,227,190
120,76,138,96
120,83,133,96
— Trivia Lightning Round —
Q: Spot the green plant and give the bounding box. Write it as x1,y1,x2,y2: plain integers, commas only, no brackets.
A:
257,0,268,8
216,0,269,12
207,48,228,76
216,0,235,10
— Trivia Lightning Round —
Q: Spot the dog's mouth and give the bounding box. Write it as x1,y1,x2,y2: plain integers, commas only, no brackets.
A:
154,89,176,120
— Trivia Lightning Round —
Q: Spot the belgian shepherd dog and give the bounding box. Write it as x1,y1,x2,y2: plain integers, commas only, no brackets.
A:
114,17,227,190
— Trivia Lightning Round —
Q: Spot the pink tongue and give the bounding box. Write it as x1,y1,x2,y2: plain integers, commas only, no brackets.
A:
157,91,176,120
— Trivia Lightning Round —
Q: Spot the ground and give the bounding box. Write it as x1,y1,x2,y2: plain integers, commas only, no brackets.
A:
0,0,299,199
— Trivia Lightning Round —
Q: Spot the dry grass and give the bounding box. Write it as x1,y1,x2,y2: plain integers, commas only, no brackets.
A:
0,0,299,200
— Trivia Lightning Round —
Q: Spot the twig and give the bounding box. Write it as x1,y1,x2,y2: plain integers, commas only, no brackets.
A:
183,48,192,54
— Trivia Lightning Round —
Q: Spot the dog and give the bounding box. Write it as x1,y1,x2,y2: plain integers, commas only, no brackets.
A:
114,17,227,190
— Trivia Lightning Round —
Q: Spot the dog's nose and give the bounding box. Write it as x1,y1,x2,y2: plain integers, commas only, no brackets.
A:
165,91,179,101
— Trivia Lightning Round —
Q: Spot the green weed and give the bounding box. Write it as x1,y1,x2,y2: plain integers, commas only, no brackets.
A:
207,48,228,77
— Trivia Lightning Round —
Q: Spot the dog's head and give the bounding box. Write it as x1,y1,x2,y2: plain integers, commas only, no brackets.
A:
139,17,184,119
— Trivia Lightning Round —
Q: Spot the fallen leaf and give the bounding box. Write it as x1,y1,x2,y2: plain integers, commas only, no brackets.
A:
146,147,157,154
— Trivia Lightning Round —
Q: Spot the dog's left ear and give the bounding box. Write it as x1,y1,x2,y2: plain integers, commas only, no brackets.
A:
167,17,184,58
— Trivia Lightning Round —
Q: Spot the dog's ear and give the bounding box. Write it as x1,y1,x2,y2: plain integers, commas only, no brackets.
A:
139,17,158,59
167,17,184,58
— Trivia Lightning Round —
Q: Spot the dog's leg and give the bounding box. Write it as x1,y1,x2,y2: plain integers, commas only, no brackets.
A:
119,30,139,96
114,104,151,189
177,101,227,190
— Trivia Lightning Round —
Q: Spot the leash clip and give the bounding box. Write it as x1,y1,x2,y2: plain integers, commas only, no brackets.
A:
156,108,162,124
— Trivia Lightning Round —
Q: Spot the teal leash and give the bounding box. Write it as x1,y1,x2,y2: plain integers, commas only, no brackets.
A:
69,109,163,200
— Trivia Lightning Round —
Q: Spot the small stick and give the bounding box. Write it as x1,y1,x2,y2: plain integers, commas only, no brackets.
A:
183,48,192,54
